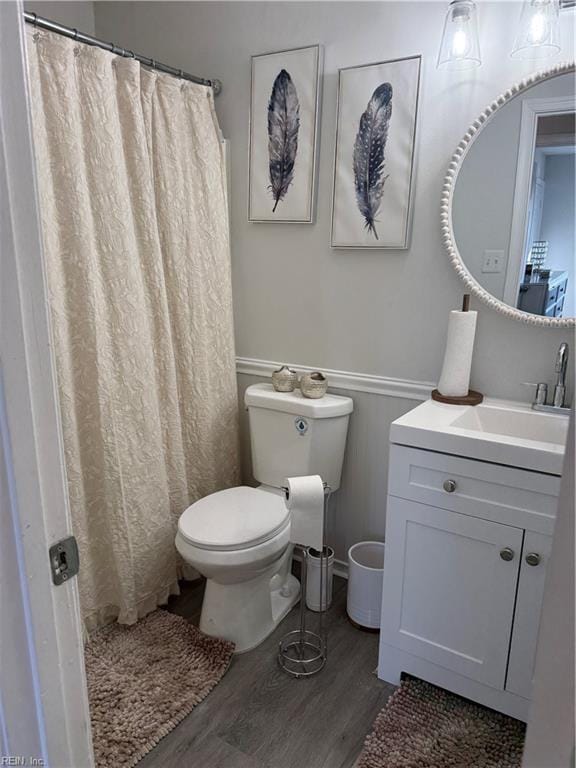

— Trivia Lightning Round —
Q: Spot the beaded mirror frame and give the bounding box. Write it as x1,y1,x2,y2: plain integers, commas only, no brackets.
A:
441,61,576,327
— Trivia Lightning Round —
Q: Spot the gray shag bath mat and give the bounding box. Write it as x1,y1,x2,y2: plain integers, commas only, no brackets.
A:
357,677,526,768
85,610,234,768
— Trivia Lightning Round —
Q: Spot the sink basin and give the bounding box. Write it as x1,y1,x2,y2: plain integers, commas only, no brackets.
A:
390,398,569,475
451,403,568,446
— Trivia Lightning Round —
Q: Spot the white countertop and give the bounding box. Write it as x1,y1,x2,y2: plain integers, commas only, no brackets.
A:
390,398,569,476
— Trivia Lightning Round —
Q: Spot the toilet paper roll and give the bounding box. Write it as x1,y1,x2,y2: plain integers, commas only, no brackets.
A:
437,310,478,398
284,475,325,551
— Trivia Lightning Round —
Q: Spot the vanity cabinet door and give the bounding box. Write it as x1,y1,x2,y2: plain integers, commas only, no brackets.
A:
381,497,523,689
506,531,552,700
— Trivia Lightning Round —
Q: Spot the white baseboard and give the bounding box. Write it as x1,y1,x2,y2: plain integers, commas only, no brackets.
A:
236,356,433,402
333,558,348,579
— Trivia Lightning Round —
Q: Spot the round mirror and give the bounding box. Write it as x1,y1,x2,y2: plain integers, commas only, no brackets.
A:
443,63,575,326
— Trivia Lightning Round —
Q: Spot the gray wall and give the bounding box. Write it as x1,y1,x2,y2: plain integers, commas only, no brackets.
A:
88,1,575,561
24,1,95,34
540,154,575,317
93,1,574,393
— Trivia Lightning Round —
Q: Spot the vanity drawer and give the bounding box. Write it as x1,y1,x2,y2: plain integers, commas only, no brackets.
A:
554,299,565,317
546,285,559,306
388,445,560,534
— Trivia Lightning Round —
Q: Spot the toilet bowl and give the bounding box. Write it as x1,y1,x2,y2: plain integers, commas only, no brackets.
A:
176,485,300,653
176,383,354,653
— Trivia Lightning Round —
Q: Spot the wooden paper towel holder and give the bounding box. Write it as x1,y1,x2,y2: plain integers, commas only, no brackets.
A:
432,294,484,406
431,389,484,406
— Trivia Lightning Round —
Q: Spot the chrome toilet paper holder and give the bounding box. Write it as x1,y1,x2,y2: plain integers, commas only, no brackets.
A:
278,483,331,678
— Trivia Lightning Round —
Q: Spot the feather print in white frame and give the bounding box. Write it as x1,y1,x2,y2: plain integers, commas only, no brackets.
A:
331,55,421,249
268,69,300,212
249,45,322,223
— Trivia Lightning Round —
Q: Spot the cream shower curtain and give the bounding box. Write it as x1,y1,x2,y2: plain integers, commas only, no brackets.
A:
27,29,240,630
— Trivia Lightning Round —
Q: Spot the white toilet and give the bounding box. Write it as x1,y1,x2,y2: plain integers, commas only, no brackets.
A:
176,383,353,653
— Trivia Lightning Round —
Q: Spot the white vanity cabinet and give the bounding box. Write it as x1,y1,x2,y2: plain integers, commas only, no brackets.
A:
378,443,561,722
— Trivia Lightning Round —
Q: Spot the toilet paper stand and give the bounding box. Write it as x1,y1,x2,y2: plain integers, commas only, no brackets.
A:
278,484,332,678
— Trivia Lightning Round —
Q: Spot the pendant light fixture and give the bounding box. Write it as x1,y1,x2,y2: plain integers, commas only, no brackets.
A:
511,0,561,59
437,0,481,70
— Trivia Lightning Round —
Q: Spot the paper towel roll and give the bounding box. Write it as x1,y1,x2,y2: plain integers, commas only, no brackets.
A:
437,310,478,398
284,475,325,550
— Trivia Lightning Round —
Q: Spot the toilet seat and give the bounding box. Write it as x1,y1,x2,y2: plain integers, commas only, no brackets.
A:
178,486,289,552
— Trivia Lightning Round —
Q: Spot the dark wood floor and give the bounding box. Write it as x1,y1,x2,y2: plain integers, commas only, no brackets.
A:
139,575,395,768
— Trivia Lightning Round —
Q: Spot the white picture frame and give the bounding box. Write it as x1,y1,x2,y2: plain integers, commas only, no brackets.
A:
248,45,322,223
331,55,421,249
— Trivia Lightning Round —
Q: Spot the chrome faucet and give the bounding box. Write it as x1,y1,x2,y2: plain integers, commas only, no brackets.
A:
530,343,571,413
553,342,568,408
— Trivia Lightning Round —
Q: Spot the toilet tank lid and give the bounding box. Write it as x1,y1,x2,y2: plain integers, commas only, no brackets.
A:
245,383,353,418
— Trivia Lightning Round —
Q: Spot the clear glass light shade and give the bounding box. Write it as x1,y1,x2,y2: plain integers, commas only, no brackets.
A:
511,0,560,59
437,0,482,70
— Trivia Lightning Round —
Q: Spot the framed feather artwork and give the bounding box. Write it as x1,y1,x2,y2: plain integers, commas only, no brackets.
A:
331,55,421,249
249,45,322,223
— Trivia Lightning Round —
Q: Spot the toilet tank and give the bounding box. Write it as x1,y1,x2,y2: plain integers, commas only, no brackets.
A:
244,383,353,492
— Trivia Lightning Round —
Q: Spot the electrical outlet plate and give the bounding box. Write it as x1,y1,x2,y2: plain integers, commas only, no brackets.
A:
482,250,504,274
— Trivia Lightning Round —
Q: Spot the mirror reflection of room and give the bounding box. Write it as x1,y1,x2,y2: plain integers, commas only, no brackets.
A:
452,69,575,321
520,112,575,317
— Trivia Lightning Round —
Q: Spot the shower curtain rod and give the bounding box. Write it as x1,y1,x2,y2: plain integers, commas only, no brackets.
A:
24,11,222,95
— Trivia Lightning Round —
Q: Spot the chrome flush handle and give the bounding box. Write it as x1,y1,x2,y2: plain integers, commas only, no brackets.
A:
443,479,457,493
500,547,515,562
525,552,541,566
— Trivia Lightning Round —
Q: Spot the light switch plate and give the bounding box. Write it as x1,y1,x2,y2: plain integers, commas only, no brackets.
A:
482,250,504,273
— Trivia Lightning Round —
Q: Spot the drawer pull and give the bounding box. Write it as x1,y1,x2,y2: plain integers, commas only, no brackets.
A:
443,479,457,493
525,552,541,567
500,547,515,562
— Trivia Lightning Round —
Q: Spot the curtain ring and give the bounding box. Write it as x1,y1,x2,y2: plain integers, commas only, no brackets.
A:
151,59,156,70
31,14,40,42
72,28,78,41
31,12,40,41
